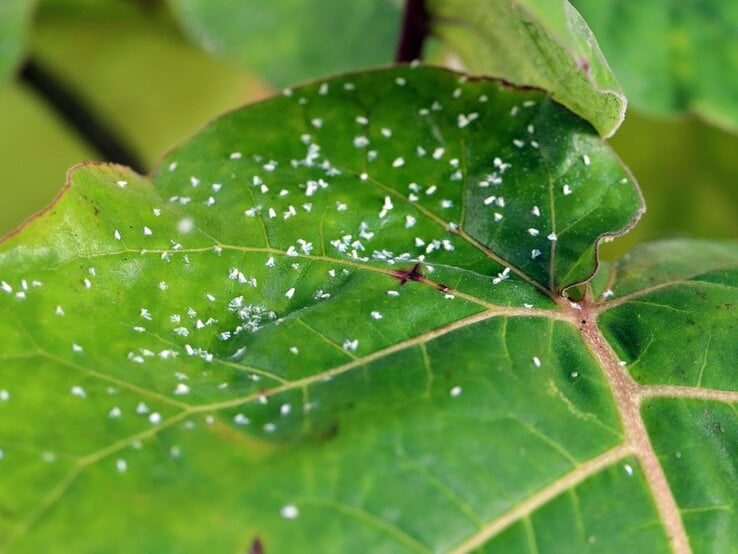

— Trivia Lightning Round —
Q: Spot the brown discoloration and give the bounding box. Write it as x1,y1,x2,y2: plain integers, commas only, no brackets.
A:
579,57,591,75
391,263,449,292
311,421,340,443
84,196,100,216
248,537,264,554
392,262,425,285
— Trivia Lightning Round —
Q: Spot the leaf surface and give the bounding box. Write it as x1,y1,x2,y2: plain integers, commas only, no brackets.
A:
596,240,738,390
0,67,736,553
572,0,738,132
427,0,626,136
167,0,402,87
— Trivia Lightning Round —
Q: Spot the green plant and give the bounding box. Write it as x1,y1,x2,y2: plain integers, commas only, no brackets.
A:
0,1,736,552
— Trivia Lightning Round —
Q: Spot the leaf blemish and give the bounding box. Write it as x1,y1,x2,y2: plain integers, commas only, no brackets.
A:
390,262,449,292
248,537,264,554
392,262,424,285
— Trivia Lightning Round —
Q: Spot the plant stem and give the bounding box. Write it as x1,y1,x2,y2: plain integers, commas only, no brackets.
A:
19,58,146,174
395,0,429,63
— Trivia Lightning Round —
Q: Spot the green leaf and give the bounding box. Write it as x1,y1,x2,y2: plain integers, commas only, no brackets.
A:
1,67,736,553
572,0,738,133
596,239,738,389
167,0,403,87
596,239,738,553
0,0,34,84
427,0,626,137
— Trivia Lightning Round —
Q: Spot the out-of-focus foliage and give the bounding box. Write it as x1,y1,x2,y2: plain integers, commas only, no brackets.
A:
0,83,93,237
573,0,738,133
0,0,33,84
1,0,270,235
30,0,271,167
168,0,403,87
1,0,737,245
602,111,738,260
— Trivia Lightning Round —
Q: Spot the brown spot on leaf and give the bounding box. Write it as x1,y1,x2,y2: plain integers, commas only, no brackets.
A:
248,537,264,554
392,262,424,285
312,421,339,443
391,263,449,292
579,57,590,75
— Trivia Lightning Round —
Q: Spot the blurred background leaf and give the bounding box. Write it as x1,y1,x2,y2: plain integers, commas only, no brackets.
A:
0,81,94,235
167,0,403,87
601,111,738,259
572,0,738,133
1,0,270,235
0,0,735,256
0,0,34,84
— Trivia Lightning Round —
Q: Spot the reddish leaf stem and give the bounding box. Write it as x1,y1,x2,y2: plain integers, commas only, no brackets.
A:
395,0,429,63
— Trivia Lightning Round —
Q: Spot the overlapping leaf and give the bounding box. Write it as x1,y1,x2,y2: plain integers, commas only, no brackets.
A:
573,0,738,133
596,240,738,390
167,0,402,87
0,67,736,553
427,0,626,137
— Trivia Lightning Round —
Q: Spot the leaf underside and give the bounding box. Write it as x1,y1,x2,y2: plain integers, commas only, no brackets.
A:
0,67,736,553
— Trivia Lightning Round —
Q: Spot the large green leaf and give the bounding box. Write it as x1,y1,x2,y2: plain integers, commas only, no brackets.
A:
572,0,738,133
167,0,403,87
594,239,738,553
1,67,736,553
0,0,34,84
427,0,626,137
